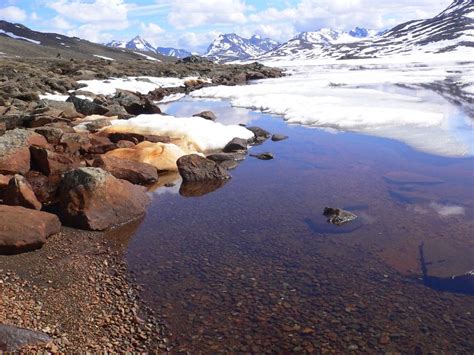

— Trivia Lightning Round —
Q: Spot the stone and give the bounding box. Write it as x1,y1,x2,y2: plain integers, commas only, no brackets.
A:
0,205,61,254
0,174,12,199
0,129,48,175
223,137,248,153
25,171,61,205
116,140,135,149
112,90,161,116
4,174,42,210
323,207,358,226
59,132,91,154
34,126,63,144
93,155,158,185
271,134,288,142
0,324,52,351
193,111,216,121
247,126,271,144
207,152,247,163
66,95,109,116
86,136,116,154
30,146,79,176
0,120,6,136
59,167,150,231
177,154,230,183
179,180,228,197
250,152,274,160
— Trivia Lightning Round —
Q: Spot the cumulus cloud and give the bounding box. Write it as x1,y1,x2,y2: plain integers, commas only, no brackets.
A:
0,6,27,22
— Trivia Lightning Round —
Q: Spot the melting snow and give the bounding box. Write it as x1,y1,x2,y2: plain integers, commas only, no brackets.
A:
134,52,160,62
93,54,115,61
111,114,254,152
193,54,474,157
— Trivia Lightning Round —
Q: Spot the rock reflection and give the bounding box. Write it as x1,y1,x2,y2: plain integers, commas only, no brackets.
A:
179,179,228,197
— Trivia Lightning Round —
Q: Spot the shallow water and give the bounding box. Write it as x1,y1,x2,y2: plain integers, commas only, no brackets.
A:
125,98,474,352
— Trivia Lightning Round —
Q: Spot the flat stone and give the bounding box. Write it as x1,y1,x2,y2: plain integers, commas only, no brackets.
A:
0,324,52,351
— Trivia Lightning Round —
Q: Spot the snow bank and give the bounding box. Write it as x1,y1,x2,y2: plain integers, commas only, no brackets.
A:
110,114,254,152
77,76,203,96
93,54,115,61
193,57,474,157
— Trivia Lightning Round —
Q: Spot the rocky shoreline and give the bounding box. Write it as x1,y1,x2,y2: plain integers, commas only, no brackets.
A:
0,57,284,350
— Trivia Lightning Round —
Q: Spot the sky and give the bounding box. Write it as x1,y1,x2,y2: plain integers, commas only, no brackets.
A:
0,0,454,53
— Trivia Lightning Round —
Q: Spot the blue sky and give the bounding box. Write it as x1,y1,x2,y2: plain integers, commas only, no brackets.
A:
0,0,453,53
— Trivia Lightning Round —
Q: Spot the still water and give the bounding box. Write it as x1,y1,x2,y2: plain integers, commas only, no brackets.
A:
125,98,474,352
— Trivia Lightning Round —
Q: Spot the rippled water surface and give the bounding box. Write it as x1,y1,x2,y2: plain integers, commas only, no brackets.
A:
125,98,474,352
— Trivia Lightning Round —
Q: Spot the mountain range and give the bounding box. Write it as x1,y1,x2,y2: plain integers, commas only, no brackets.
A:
0,0,471,63
105,36,192,59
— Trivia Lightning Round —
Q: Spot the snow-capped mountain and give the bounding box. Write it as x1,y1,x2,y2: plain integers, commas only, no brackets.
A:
106,36,191,59
260,0,473,61
205,33,279,62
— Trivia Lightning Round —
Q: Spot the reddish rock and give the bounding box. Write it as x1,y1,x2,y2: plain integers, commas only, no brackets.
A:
116,140,135,149
4,174,42,210
0,129,47,175
59,132,91,154
86,135,116,154
0,205,61,254
25,171,61,205
177,154,230,183
30,146,79,176
59,167,150,230
93,155,158,185
0,174,12,199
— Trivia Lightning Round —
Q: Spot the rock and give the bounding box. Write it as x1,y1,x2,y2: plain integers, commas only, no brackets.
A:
177,154,230,183
223,137,248,153
271,134,288,142
59,167,150,230
25,171,60,205
250,152,274,160
42,100,81,120
34,126,63,144
66,95,109,116
0,205,61,254
0,324,52,351
323,207,358,226
112,90,161,116
4,174,42,210
0,174,12,199
0,120,6,136
59,132,91,154
0,129,47,175
207,152,247,163
193,111,216,121
86,136,116,154
74,116,112,132
177,55,211,64
179,180,228,197
107,132,171,144
30,146,79,176
106,141,188,172
104,104,133,120
116,140,135,149
93,155,158,185
247,126,271,144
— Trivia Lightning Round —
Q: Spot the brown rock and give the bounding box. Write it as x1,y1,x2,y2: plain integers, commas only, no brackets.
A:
179,180,228,197
86,135,116,154
25,171,61,205
0,129,47,175
30,146,79,176
93,155,158,185
0,205,61,254
223,137,248,153
177,154,230,183
4,174,42,210
59,167,150,230
59,132,91,154
34,126,64,144
0,174,12,199
193,111,216,121
116,140,135,149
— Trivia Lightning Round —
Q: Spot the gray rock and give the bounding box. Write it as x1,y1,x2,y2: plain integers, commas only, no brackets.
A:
223,137,248,153
177,154,230,183
247,126,271,144
193,111,216,121
271,134,288,142
323,207,358,226
207,152,246,162
66,95,109,116
250,152,274,160
0,324,52,351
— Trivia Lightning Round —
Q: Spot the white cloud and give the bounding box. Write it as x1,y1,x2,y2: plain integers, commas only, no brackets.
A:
47,0,128,23
167,0,249,29
51,16,73,30
0,6,27,22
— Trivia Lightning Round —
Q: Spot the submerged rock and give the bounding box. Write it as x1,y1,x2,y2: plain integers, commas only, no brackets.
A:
250,152,274,160
323,207,358,226
0,324,52,351
179,179,228,197
193,111,216,121
59,167,150,231
271,134,288,142
0,205,61,254
207,152,247,162
177,154,230,183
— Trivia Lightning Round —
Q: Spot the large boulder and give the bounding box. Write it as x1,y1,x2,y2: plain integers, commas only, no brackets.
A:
0,324,52,351
0,205,61,254
66,95,109,116
223,137,248,153
59,167,150,231
0,129,48,175
3,174,42,210
93,155,158,185
177,154,230,183
30,146,79,176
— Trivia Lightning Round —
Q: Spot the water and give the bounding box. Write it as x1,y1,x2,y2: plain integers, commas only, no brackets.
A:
125,98,474,352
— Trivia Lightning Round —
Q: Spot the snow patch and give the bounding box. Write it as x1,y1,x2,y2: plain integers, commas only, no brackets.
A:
134,52,160,62
110,114,254,152
0,29,40,44
93,54,115,61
